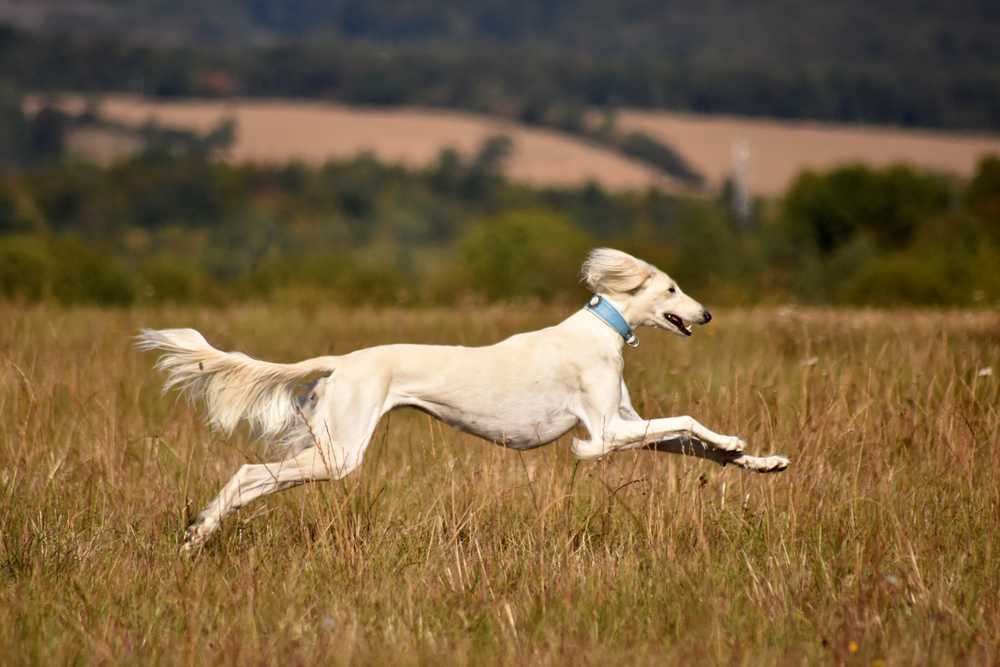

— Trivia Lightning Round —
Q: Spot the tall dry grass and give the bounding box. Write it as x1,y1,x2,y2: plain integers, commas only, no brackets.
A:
1,303,998,664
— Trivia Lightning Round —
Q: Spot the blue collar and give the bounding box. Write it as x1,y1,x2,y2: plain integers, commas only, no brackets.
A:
585,295,638,348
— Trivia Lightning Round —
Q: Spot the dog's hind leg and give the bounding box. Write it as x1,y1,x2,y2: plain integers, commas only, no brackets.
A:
182,372,391,551
182,445,349,550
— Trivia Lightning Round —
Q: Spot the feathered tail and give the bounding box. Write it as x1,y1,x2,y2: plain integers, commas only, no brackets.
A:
135,328,335,438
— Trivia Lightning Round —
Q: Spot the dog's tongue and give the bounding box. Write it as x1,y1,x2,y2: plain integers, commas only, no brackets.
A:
667,314,691,335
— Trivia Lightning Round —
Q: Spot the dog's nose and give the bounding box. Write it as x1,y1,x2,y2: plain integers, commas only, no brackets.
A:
701,310,712,324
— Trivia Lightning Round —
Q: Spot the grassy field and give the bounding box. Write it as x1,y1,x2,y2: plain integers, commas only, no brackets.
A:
1,303,998,664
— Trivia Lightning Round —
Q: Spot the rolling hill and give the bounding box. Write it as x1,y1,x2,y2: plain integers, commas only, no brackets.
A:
47,95,1000,196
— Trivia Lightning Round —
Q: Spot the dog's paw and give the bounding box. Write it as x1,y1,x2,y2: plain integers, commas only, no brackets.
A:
760,455,790,472
181,519,213,553
180,529,201,554
734,454,790,473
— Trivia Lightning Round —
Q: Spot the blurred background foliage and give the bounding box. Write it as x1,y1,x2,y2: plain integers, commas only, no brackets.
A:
2,2,1000,131
0,2,999,308
0,105,997,307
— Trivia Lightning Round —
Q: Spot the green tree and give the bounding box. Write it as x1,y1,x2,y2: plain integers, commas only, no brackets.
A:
965,156,1000,241
779,164,952,256
0,88,28,165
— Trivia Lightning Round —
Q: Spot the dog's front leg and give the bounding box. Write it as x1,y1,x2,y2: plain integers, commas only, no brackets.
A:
606,416,790,471
572,416,789,471
618,379,642,421
606,415,746,452
573,374,744,458
571,413,743,459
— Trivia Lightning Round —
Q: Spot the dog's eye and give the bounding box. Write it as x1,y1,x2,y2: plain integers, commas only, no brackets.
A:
668,286,677,294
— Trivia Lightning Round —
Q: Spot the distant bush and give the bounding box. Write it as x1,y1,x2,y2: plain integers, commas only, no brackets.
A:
779,164,953,256
965,156,1000,238
0,234,135,304
0,181,44,233
0,235,51,300
458,210,593,300
246,251,409,305
842,254,967,306
769,163,982,303
334,260,409,305
136,259,222,304
48,236,136,305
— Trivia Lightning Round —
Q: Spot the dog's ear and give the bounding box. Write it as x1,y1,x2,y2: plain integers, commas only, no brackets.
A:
580,248,653,295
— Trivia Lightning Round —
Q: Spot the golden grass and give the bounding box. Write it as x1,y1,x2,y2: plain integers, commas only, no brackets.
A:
1,303,998,664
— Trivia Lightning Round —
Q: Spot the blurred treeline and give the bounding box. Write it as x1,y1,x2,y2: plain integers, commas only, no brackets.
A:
1,107,998,307
2,0,1000,132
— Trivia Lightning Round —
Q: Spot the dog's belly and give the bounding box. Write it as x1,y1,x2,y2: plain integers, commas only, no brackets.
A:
404,400,579,450
457,411,580,450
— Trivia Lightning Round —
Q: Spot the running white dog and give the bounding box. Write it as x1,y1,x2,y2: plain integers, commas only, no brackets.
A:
138,248,789,550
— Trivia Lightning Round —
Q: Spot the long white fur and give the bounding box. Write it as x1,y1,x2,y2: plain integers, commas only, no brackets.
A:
581,247,654,295
135,328,335,438
139,249,791,551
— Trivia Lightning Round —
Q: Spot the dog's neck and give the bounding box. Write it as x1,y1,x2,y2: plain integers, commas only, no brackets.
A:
596,293,647,330
568,293,639,352
596,294,635,323
585,294,638,347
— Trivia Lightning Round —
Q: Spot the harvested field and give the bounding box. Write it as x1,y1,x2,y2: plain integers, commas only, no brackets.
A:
42,95,1000,196
47,96,676,192
1,304,998,663
617,110,1000,195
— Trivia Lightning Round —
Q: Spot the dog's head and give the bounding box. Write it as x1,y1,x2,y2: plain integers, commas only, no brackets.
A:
580,248,711,338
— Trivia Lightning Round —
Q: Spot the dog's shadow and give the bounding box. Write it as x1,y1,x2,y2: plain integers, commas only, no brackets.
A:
647,436,741,468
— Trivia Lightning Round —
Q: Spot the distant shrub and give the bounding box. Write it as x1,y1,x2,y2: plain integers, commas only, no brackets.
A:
136,259,219,304
0,235,51,300
966,156,1000,207
0,234,135,304
458,210,592,300
965,155,1000,237
334,260,408,305
247,250,409,305
0,182,44,233
779,164,953,255
663,202,753,290
48,236,136,305
842,254,966,306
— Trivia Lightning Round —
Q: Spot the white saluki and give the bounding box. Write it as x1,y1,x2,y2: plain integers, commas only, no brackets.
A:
138,248,789,550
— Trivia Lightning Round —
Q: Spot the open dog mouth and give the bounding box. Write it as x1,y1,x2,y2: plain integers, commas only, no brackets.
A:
664,313,692,336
